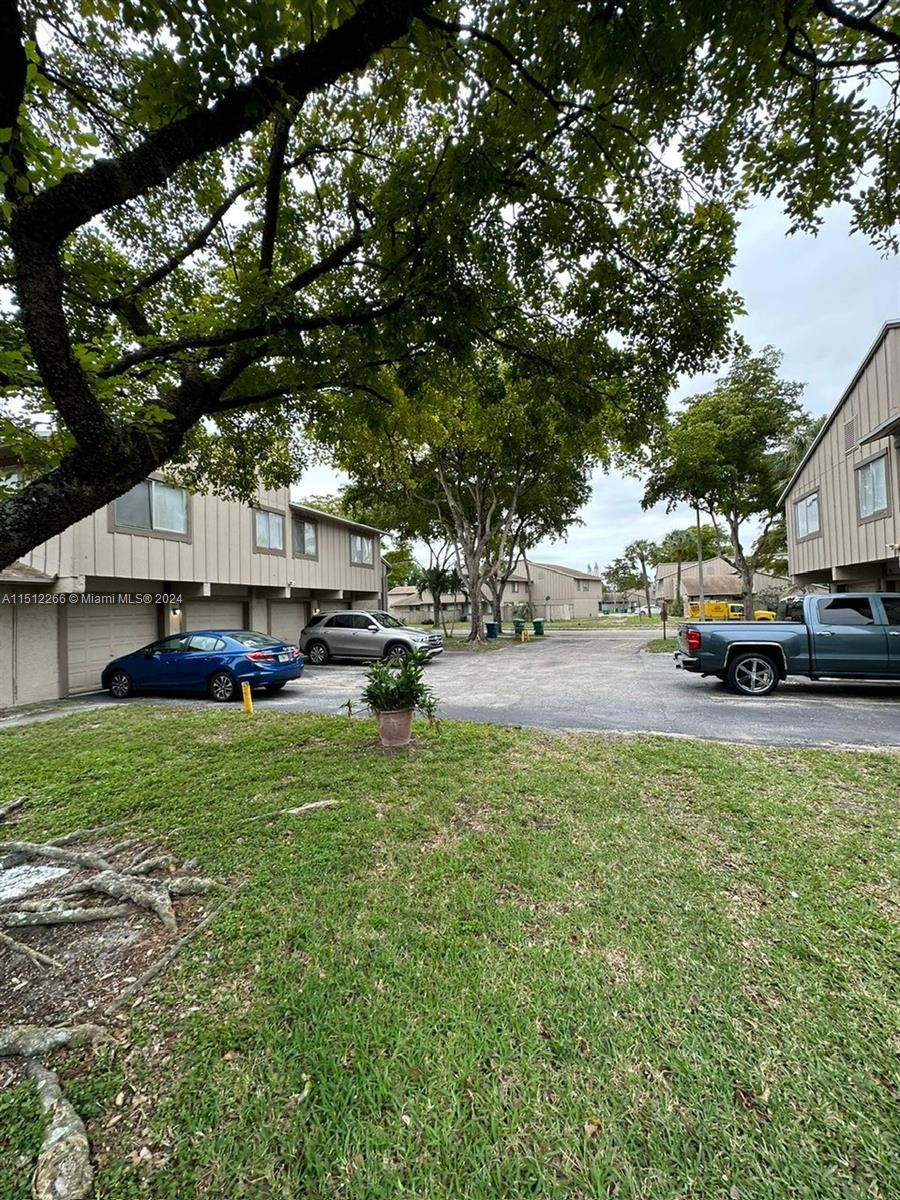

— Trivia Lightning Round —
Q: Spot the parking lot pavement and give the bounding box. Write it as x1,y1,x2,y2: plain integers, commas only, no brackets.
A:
5,630,900,748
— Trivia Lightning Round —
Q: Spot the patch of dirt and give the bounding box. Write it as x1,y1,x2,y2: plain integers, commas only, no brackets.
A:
600,946,644,984
0,838,221,1028
725,883,767,920
860,877,898,923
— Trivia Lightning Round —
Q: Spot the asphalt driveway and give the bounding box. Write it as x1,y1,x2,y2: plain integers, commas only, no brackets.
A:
7,629,899,748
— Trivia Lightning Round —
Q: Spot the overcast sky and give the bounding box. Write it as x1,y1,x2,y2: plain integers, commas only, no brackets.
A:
296,198,900,571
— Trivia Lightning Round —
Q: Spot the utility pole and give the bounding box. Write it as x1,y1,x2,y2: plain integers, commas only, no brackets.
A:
695,503,705,621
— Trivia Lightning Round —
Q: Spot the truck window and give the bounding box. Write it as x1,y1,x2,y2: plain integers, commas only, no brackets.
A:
817,597,875,626
882,597,900,625
776,599,804,623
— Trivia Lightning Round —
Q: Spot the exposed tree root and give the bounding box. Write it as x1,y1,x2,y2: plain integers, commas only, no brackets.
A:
63,871,176,931
0,841,113,873
0,1023,107,1058
164,876,219,897
47,825,116,847
28,1060,94,1200
128,854,176,875
0,930,63,971
1,905,133,927
0,797,26,822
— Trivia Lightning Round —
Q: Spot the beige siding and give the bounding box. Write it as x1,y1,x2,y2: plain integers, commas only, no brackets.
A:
0,599,62,705
786,327,899,583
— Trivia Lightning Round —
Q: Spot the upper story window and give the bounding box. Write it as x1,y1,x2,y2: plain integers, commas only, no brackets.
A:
254,509,285,552
794,491,820,539
857,455,889,520
576,578,590,592
350,532,374,566
115,479,188,535
510,581,520,593
292,516,318,558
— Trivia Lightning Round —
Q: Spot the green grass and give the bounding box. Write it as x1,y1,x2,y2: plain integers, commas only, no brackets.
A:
646,636,679,653
543,615,665,630
1,709,897,1199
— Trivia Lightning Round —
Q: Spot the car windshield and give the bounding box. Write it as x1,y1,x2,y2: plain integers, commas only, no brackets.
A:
229,631,283,647
372,612,406,629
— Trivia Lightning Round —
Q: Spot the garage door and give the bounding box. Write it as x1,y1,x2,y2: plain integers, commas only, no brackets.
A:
268,601,309,645
67,600,159,693
183,599,246,632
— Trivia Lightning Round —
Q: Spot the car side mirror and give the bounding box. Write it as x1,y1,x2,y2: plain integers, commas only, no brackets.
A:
367,624,379,633
143,649,155,658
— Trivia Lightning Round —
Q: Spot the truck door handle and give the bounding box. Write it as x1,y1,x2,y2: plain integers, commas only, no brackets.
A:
816,630,834,637
889,631,900,637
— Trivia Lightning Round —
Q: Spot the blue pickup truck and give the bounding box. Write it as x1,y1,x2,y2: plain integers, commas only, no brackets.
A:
675,592,900,696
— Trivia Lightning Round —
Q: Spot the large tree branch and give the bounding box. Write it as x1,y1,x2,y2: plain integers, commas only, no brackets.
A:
813,0,900,49
16,0,434,245
98,293,401,378
260,115,291,276
0,0,29,204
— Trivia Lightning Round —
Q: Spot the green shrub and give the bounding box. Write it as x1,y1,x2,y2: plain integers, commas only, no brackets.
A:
359,650,439,718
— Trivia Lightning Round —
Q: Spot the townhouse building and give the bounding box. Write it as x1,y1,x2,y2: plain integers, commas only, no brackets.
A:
0,470,384,704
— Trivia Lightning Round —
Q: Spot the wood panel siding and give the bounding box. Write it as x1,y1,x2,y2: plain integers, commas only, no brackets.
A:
784,325,900,583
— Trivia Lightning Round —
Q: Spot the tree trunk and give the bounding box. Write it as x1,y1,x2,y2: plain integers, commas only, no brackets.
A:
486,577,503,633
727,520,754,616
463,550,487,642
674,551,682,615
642,564,652,619
432,593,441,629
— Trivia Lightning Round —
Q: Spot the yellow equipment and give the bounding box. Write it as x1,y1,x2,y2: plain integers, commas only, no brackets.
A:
687,600,745,621
753,610,776,621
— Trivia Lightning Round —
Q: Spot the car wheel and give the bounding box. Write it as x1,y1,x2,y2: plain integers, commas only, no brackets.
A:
208,671,238,702
265,682,287,692
385,643,411,661
108,670,133,699
726,652,779,697
306,640,330,665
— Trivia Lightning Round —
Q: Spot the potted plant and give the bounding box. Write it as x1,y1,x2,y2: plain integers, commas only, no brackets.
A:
360,650,439,749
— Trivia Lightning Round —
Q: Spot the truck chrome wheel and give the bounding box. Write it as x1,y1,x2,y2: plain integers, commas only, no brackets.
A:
729,653,778,696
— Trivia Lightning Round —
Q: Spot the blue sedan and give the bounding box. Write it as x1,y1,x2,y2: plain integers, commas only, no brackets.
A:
101,630,304,702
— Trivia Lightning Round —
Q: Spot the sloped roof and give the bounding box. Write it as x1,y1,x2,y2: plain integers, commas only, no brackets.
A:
528,559,598,580
289,502,384,536
0,561,55,585
777,320,900,505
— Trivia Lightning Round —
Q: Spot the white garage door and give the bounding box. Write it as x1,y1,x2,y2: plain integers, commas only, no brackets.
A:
67,600,159,694
183,599,246,632
268,601,309,645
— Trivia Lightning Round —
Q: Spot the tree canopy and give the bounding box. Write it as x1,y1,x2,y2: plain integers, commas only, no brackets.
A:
641,347,814,606
1,0,898,568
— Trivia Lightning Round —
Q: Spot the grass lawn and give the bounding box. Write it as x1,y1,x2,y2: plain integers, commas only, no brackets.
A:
646,637,679,654
1,709,897,1199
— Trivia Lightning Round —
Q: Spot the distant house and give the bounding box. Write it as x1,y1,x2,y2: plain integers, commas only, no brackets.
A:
780,321,900,593
388,558,604,623
654,556,792,610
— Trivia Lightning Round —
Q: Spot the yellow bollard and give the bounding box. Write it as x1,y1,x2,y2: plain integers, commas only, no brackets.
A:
241,681,253,713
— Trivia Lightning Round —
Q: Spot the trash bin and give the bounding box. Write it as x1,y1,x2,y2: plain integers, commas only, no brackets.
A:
513,618,525,635
532,618,544,636
485,621,498,639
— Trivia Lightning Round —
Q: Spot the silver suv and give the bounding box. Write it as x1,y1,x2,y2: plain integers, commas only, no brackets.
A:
299,610,443,665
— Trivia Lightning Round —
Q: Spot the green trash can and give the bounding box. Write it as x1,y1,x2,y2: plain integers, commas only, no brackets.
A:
532,618,544,636
513,618,526,636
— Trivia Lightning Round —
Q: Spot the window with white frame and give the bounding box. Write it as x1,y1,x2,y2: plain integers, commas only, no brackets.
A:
292,516,318,557
794,491,820,539
115,479,188,534
857,456,888,519
254,508,285,552
350,532,374,565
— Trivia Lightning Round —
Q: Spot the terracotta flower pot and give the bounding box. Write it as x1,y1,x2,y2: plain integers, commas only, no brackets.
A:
375,707,414,748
